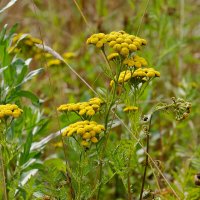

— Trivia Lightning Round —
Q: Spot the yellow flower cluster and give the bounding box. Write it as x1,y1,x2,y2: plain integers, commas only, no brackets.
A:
9,33,42,57
86,31,147,57
47,59,61,67
62,120,105,147
0,104,23,119
12,33,42,45
57,97,103,117
123,106,138,112
46,52,75,67
62,52,75,60
110,68,160,86
10,33,75,63
123,55,148,68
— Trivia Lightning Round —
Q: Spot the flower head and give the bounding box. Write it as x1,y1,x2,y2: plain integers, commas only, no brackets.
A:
110,68,160,86
123,106,138,112
107,53,120,61
62,120,105,148
0,104,23,119
57,97,103,118
87,31,147,57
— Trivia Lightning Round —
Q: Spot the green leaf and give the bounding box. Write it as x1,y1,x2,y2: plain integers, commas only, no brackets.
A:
0,24,8,42
0,66,8,73
7,90,40,105
18,68,43,86
11,58,29,85
20,132,33,165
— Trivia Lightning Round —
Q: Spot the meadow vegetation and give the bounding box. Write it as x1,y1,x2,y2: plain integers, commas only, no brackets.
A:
0,1,200,200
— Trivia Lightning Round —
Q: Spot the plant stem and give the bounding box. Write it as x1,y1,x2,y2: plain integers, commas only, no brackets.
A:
0,144,8,200
127,153,132,200
96,99,114,200
96,61,122,199
78,151,83,200
139,116,152,200
139,133,149,200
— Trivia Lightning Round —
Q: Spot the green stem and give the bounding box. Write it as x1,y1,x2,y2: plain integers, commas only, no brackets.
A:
139,115,152,200
0,145,8,200
77,151,83,200
96,94,115,200
127,153,132,200
96,61,122,200
0,123,8,200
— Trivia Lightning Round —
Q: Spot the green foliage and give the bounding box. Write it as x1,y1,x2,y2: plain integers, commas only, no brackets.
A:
0,25,48,199
0,1,199,199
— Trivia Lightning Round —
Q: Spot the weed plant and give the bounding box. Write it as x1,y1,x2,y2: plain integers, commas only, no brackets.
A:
0,1,200,200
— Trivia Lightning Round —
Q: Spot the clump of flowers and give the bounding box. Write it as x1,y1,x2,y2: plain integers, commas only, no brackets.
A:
62,120,105,148
57,97,103,118
58,97,104,148
86,31,147,56
86,31,160,98
110,68,160,87
123,55,148,68
46,52,76,67
9,33,42,54
46,59,62,67
9,33,75,64
0,104,23,119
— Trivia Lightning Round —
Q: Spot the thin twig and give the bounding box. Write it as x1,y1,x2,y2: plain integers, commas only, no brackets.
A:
139,124,151,200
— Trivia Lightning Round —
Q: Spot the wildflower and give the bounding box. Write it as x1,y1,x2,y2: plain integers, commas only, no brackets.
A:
109,41,117,47
123,106,138,112
52,142,63,148
81,140,90,147
128,44,137,51
30,37,42,44
123,55,147,68
91,137,98,143
79,109,87,115
24,40,33,46
87,31,147,57
62,121,105,148
58,97,103,117
47,59,61,67
113,44,122,51
96,41,104,48
107,53,120,61
0,104,23,119
62,52,75,59
120,47,129,56
110,68,160,86
82,132,91,139
86,109,95,116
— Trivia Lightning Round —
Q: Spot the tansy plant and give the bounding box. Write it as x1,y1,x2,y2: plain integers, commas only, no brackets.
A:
9,32,75,66
0,25,49,199
56,30,191,200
